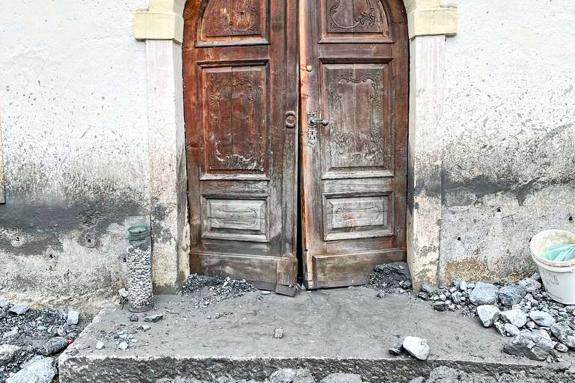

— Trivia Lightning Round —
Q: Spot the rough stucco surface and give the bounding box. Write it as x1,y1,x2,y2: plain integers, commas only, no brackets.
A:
0,0,149,309
439,0,575,283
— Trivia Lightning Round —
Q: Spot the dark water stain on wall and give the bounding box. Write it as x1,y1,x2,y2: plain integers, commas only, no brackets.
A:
0,195,145,255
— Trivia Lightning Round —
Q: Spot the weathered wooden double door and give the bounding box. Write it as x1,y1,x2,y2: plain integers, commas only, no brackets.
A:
184,0,408,294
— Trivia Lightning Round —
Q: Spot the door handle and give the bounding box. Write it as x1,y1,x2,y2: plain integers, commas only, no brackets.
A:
285,111,297,129
309,114,329,127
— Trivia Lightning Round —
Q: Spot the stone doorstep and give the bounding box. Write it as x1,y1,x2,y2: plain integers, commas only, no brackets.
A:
59,290,575,383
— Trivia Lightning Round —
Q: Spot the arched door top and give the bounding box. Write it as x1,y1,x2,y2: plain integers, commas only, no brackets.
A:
134,0,457,42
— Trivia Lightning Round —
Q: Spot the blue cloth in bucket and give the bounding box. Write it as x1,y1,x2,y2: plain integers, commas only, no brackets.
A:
542,244,575,262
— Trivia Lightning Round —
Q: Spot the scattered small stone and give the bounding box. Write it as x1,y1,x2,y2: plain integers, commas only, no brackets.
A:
144,314,163,323
526,321,536,329
8,305,29,316
66,310,80,325
477,305,500,328
469,282,498,306
42,336,68,356
273,328,284,339
118,341,129,350
402,336,430,361
320,373,362,383
529,311,556,327
498,285,527,307
5,356,56,383
140,325,151,332
96,341,105,350
459,280,468,291
129,314,139,322
432,302,449,312
501,309,528,328
555,343,569,353
388,345,403,356
261,291,272,296
409,378,426,383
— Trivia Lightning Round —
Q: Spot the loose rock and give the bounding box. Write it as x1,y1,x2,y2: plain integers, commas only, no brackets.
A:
519,278,542,293
273,328,284,339
501,309,528,328
67,310,80,325
96,341,105,350
550,322,575,349
503,331,556,361
402,336,430,361
498,285,527,307
469,282,498,306
0,344,21,365
6,356,56,383
42,336,68,356
477,305,500,327
529,311,556,327
8,305,29,316
503,323,521,337
144,314,164,323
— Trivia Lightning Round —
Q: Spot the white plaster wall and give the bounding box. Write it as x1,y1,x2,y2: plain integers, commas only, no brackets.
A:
439,0,575,283
0,0,150,309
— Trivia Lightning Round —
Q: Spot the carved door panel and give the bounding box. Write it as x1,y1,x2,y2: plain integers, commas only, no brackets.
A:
184,0,299,295
300,0,409,288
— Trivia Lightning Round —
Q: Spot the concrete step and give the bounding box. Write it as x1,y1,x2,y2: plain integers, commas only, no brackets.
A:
59,289,575,382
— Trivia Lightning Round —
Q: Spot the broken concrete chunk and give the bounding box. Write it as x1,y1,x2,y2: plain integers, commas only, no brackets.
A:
469,282,498,306
402,336,430,361
551,322,575,349
0,344,22,365
8,304,29,316
67,310,80,325
501,309,528,328
320,373,362,383
42,336,68,356
96,341,105,350
6,356,56,383
529,310,556,327
503,330,556,361
498,285,527,307
476,305,500,328
144,314,164,323
118,341,129,350
518,278,542,293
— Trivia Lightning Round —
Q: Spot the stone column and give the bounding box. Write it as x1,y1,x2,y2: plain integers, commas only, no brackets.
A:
404,0,458,289
134,0,189,292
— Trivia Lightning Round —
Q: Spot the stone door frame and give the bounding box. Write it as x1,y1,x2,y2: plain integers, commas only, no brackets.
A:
133,0,459,291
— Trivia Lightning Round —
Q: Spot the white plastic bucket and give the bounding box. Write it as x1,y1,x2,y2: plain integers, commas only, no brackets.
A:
530,230,575,305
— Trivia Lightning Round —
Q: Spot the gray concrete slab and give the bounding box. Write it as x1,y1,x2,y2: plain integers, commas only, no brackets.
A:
59,288,575,382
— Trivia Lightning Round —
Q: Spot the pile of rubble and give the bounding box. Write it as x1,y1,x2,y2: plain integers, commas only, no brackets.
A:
369,263,575,362
181,274,258,308
0,297,84,382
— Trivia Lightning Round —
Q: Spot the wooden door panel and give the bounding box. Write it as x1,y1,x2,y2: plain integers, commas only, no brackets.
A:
184,0,298,294
301,0,408,289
